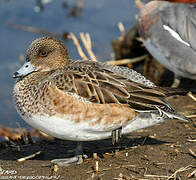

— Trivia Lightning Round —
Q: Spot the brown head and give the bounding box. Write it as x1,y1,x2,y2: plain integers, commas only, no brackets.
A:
13,37,70,79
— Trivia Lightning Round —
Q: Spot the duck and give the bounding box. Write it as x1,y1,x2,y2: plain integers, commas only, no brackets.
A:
13,37,191,166
137,0,196,87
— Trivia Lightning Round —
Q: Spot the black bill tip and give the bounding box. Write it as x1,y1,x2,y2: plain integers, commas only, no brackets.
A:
13,72,19,78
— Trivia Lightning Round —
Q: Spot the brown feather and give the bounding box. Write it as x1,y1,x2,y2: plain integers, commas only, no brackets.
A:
48,60,185,112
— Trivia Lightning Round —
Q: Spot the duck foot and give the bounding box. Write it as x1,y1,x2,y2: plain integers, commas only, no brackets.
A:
112,127,122,145
51,142,85,167
51,155,83,166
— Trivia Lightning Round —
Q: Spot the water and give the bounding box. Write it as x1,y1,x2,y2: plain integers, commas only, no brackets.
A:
0,0,138,128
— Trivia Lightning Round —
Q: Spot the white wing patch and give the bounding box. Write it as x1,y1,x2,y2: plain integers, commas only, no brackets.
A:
163,25,190,47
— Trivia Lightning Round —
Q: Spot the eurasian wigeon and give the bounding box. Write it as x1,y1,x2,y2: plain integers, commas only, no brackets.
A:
13,37,191,166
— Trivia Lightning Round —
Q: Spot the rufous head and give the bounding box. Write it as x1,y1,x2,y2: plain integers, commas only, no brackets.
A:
13,37,69,79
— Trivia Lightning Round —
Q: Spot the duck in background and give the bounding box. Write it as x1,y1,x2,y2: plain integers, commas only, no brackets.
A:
137,0,196,87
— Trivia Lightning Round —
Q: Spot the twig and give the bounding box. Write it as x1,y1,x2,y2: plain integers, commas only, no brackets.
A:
167,165,193,179
135,0,144,9
53,165,59,172
144,165,195,179
80,32,97,61
187,139,196,142
16,122,29,145
95,161,99,173
0,128,22,141
69,0,83,17
17,151,42,162
19,53,24,65
188,169,196,178
87,164,136,174
77,0,83,10
144,174,168,178
39,131,54,140
0,166,3,175
93,153,98,159
187,114,196,118
136,37,143,42
188,92,196,101
106,55,147,66
69,32,88,60
189,149,196,158
8,23,64,40
118,22,126,40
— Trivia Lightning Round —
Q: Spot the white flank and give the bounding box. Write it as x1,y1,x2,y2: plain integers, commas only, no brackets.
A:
21,111,167,142
122,112,165,134
163,25,190,47
24,114,111,141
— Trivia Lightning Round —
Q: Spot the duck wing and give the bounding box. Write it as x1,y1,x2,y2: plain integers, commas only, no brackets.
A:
49,60,186,113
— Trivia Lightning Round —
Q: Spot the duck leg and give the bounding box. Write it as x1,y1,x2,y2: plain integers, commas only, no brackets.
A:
51,142,84,166
112,127,122,145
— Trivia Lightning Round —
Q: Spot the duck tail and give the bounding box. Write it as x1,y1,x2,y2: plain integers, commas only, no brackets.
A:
170,111,192,122
155,87,188,97
156,106,192,122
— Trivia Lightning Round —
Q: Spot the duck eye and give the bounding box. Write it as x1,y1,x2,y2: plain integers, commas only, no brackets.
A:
40,50,48,57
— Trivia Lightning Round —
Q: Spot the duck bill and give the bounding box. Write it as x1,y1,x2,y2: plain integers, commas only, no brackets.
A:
13,62,36,78
162,0,196,3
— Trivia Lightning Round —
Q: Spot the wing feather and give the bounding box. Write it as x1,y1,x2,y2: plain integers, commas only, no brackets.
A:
49,60,183,112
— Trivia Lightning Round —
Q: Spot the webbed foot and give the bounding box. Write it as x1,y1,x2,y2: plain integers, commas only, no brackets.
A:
51,142,85,166
51,155,83,166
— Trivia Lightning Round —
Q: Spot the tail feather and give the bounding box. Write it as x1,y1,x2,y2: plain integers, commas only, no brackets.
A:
156,106,192,122
172,113,192,122
155,87,188,97
122,110,192,135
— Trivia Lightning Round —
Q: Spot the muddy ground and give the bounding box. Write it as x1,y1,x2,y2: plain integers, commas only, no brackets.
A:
0,95,195,180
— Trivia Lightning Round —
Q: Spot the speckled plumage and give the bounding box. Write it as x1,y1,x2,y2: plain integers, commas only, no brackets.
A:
13,37,190,141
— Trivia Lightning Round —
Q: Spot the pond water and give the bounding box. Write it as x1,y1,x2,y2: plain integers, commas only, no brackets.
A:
0,0,138,128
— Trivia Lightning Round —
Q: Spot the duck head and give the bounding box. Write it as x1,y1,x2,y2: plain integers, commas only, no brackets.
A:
13,37,69,78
